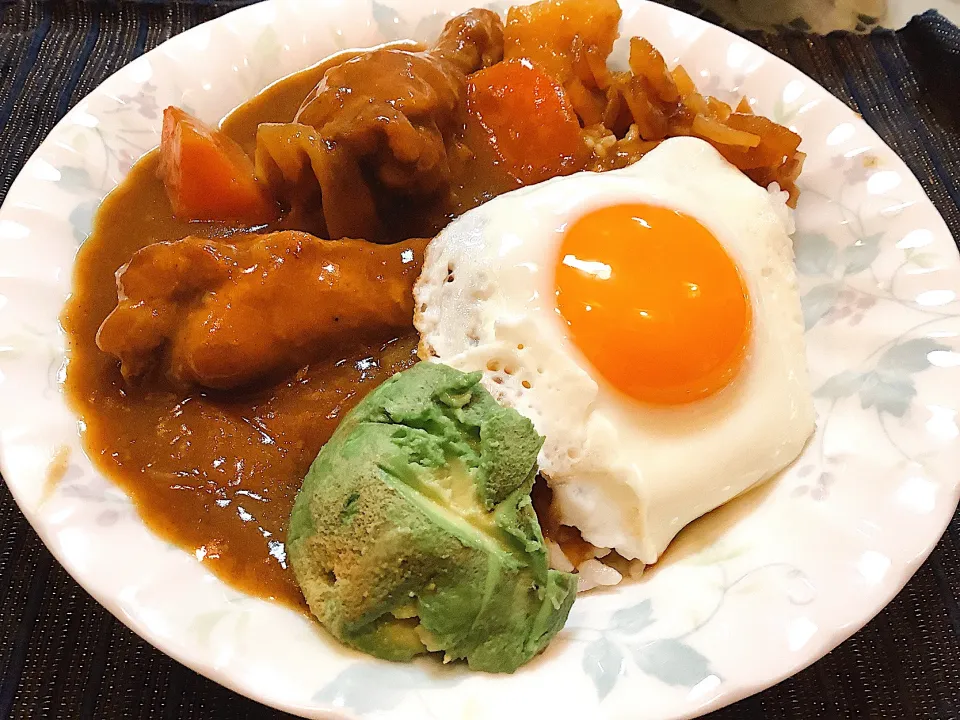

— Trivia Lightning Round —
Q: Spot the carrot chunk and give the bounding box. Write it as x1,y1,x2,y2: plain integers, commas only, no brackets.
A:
467,59,586,185
158,107,277,225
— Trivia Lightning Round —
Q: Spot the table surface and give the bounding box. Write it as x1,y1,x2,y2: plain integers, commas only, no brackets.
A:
0,1,958,719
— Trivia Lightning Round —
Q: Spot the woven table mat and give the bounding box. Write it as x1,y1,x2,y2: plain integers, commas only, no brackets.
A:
0,1,958,718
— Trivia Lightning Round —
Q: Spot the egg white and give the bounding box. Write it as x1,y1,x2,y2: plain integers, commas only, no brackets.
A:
414,136,815,565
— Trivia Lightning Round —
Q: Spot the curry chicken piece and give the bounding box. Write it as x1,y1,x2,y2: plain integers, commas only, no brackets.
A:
257,9,504,241
294,8,504,189
96,231,427,390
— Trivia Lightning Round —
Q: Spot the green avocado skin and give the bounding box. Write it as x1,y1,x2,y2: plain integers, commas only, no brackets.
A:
287,362,577,673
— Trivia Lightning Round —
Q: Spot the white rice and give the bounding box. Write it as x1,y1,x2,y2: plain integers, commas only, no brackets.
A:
767,182,795,235
548,538,646,593
545,539,575,573
577,559,622,592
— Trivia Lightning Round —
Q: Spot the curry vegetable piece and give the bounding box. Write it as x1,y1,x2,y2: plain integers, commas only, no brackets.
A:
158,107,278,224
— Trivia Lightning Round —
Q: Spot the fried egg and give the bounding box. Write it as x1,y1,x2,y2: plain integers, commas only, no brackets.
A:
414,136,815,565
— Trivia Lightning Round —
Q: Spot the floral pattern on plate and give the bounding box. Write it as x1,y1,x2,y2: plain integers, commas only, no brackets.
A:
0,1,958,719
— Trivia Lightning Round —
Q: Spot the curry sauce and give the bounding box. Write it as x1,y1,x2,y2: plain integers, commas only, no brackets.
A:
62,1,806,611
62,67,422,609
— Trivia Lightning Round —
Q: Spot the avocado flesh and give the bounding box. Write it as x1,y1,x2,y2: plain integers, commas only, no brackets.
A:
288,362,577,672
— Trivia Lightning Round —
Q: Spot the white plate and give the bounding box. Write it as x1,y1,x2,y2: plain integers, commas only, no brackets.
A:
1,1,958,718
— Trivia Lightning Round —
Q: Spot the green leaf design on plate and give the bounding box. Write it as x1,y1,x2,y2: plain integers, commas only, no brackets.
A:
909,252,940,270
582,638,624,700
801,283,839,330
815,339,948,416
842,234,882,275
793,232,836,275
772,96,799,126
633,638,712,688
484,0,513,14
878,338,950,372
858,371,916,417
611,598,653,634
413,11,451,43
251,26,281,90
252,26,280,65
69,199,99,244
189,609,231,648
372,0,409,40
689,541,746,566
314,662,463,712
68,129,89,153
814,370,865,400
58,166,92,192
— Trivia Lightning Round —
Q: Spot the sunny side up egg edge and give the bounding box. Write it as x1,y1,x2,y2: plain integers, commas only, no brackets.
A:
414,136,816,571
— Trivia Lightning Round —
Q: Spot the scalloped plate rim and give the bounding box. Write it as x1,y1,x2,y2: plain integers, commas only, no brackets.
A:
0,1,958,718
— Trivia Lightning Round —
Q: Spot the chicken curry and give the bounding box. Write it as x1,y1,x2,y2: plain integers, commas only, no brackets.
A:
62,0,804,609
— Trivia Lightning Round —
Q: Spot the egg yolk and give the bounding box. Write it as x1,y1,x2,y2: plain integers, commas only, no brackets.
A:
555,203,751,405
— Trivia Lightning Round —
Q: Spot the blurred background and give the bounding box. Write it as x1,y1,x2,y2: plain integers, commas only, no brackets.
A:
689,0,959,31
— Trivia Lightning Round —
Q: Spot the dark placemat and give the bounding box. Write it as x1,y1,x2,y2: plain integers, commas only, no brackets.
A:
0,1,958,718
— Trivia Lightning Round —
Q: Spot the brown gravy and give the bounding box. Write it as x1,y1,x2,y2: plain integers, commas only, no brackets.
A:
61,55,423,610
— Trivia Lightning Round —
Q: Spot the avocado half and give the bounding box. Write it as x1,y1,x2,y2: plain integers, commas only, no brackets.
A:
287,362,577,673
